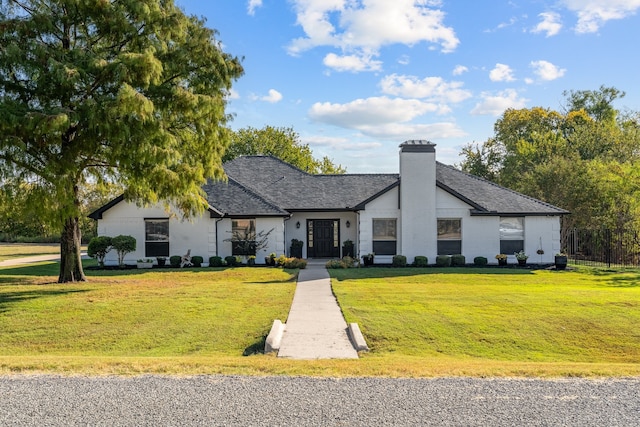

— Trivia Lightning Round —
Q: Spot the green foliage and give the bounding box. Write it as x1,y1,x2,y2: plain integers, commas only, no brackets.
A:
169,256,182,267
459,86,640,234
326,259,348,269
282,257,307,269
224,126,346,174
451,254,466,266
209,256,223,267
392,255,407,267
474,256,488,266
87,236,113,267
436,255,451,267
225,256,238,267
413,256,428,267
111,235,136,267
191,256,203,267
0,0,243,282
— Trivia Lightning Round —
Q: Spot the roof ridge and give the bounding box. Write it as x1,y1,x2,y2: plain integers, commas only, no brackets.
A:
436,162,568,212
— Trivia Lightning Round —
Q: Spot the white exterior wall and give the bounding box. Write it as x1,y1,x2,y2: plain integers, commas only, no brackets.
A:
285,212,358,259
96,201,216,266
217,217,285,264
399,144,437,261
522,215,562,264
358,187,400,264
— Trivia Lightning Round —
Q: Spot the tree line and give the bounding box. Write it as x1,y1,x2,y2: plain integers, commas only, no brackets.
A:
460,86,640,234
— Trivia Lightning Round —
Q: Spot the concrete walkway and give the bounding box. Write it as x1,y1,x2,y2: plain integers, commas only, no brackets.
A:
277,260,359,359
0,253,88,267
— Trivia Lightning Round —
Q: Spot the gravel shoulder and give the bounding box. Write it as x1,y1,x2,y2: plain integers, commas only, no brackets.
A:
1,375,638,426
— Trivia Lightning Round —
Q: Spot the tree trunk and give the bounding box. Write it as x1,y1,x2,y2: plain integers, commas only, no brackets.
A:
58,216,86,283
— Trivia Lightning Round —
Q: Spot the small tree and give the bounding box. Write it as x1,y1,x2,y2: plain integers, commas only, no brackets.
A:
87,236,113,268
111,235,136,267
225,228,274,256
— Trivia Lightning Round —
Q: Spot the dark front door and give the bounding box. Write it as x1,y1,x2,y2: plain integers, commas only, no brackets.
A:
307,219,340,258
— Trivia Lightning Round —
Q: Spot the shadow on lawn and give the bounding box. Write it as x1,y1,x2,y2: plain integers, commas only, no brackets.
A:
243,334,267,356
0,288,88,313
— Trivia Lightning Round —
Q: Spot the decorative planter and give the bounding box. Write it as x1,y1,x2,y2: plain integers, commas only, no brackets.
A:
498,259,507,266
555,255,568,270
517,259,527,266
362,256,374,266
156,258,166,267
136,261,153,269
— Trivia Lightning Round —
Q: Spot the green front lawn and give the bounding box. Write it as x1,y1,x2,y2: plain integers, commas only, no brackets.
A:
0,243,62,261
331,267,640,365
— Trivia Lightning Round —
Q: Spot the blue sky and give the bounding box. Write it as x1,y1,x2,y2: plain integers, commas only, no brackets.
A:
176,0,640,173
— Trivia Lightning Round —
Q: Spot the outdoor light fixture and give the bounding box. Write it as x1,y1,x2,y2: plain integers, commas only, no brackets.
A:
296,221,301,229
346,220,351,228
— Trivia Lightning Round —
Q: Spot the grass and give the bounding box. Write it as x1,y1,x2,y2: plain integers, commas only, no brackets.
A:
0,262,639,378
331,267,640,370
0,243,62,261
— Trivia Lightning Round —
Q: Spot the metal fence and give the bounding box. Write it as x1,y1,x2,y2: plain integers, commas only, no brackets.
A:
561,228,640,268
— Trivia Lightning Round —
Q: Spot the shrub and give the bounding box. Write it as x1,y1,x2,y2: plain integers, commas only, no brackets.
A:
87,236,112,268
413,256,428,267
474,256,488,266
111,235,136,267
283,257,307,269
225,256,238,267
325,259,347,269
169,255,181,267
191,256,203,267
436,255,451,267
275,254,288,267
209,256,223,267
342,256,355,268
451,254,466,266
392,255,407,267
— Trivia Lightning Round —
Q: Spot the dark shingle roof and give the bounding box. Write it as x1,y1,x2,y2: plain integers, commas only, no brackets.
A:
223,156,399,210
435,162,568,215
202,177,289,217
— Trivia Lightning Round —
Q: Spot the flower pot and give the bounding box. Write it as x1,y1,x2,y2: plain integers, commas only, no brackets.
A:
137,261,153,269
517,259,527,266
156,258,166,267
498,259,507,266
555,255,568,270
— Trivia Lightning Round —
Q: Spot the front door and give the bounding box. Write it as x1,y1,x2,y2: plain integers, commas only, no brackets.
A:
307,219,340,258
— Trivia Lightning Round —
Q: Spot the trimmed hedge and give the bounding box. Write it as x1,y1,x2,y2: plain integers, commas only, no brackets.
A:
392,255,407,267
225,256,238,267
451,254,466,266
169,255,181,267
413,256,428,267
191,256,203,267
436,255,451,267
474,256,488,266
209,256,223,267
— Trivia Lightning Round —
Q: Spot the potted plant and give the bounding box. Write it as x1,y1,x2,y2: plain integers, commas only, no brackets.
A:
514,250,528,266
156,256,166,267
555,252,568,270
247,255,256,266
265,252,276,266
136,258,154,269
290,239,303,258
342,239,354,257
495,254,508,266
362,253,374,266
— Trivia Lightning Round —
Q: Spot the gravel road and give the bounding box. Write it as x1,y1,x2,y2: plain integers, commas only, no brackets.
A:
1,375,638,426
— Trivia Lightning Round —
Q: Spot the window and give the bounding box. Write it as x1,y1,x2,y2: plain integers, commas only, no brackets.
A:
145,219,169,257
372,218,397,255
437,219,461,255
231,219,256,255
500,217,524,254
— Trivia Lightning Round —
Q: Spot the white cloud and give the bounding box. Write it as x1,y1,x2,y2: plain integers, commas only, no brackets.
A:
304,135,383,151
323,52,382,72
226,88,240,100
288,0,459,72
308,96,465,140
561,0,640,33
532,12,562,36
247,0,262,16
379,74,471,104
489,63,516,82
471,89,528,116
452,65,468,76
256,89,283,103
530,60,566,81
